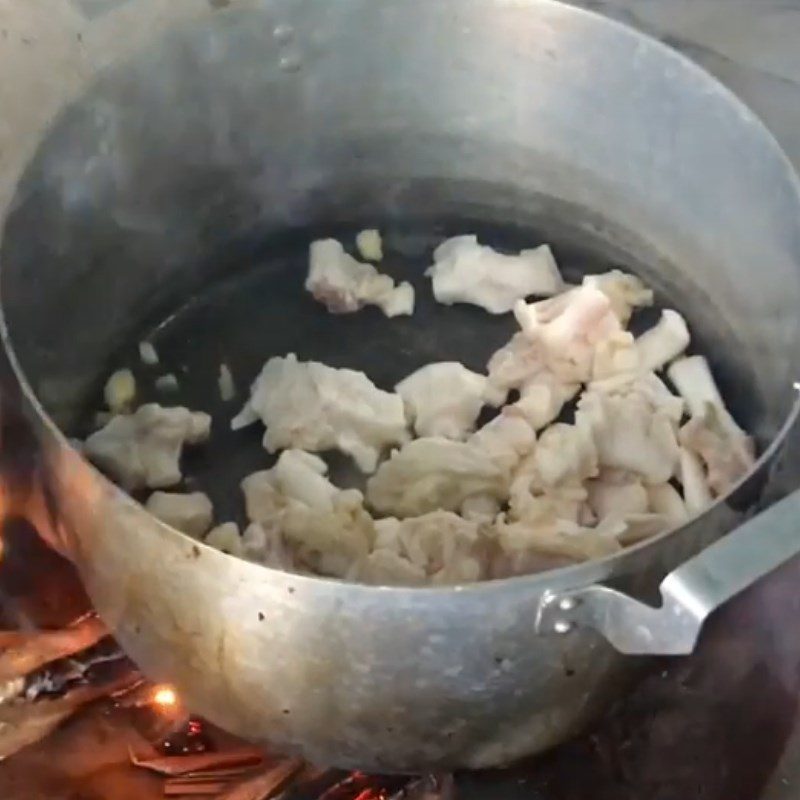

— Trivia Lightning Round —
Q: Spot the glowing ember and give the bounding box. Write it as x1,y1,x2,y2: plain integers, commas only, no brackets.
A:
152,686,178,708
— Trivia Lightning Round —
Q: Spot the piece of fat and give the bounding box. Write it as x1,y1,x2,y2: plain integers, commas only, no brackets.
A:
146,491,214,538
396,362,504,440
232,354,408,473
305,238,414,318
218,363,236,402
426,235,564,314
635,309,690,373
205,522,244,557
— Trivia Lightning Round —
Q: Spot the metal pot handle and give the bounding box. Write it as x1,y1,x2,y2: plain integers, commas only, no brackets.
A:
535,488,800,655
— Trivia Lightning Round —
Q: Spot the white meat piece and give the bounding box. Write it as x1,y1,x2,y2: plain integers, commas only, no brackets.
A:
426,235,563,314
240,522,297,570
486,333,579,428
84,404,211,490
582,270,654,325
513,375,580,431
589,372,685,423
281,490,375,578
679,408,755,496
508,480,588,528
232,354,408,473
305,238,414,318
495,515,622,563
487,333,545,392
469,413,536,473
396,362,504,440
460,493,502,522
668,355,746,437
679,446,714,514
591,331,638,382
352,549,428,586
205,522,244,557
104,369,136,413
586,472,649,520
146,491,214,538
635,309,690,372
241,449,339,522
531,422,598,488
513,285,622,382
139,341,159,366
218,363,236,401
647,483,689,526
577,389,680,484
355,228,383,262
366,437,506,517
366,511,484,584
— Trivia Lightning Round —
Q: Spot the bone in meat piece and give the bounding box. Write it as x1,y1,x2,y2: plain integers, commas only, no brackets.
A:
362,511,484,585
146,491,214,538
582,270,654,325
232,354,409,473
635,309,690,372
366,437,506,517
513,285,623,382
306,238,414,317
396,362,505,440
679,446,714,514
426,235,563,314
355,228,383,261
84,404,211,490
577,389,680,485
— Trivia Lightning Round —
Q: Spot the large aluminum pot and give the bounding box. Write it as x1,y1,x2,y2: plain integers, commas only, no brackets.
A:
2,0,800,774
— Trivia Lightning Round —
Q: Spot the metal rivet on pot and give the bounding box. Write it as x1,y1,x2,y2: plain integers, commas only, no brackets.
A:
558,597,578,612
553,619,573,635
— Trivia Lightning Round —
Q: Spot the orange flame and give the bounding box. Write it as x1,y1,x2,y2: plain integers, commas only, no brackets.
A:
152,685,178,709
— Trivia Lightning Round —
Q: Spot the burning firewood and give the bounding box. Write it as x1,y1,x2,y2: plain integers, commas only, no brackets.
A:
0,613,107,682
129,746,267,776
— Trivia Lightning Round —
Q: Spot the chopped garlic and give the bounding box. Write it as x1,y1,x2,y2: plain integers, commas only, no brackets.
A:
426,235,563,314
146,491,214,538
218,363,236,402
355,228,383,262
306,238,414,317
396,362,504,440
139,341,159,366
104,369,136,413
84,403,211,490
232,354,408,473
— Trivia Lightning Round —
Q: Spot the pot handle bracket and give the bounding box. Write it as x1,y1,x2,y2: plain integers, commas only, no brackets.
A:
536,488,800,655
